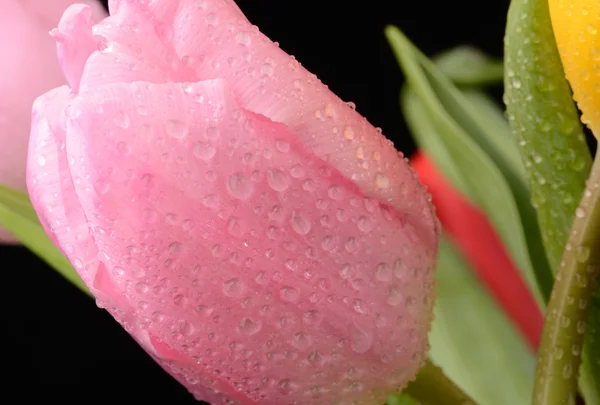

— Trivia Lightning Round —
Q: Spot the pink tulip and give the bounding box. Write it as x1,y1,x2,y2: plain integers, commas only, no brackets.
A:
0,0,106,242
27,1,439,404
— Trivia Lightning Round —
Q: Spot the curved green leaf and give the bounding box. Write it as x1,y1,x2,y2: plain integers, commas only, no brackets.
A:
0,185,89,295
505,0,597,402
386,25,552,306
505,0,592,275
430,237,535,405
434,46,504,86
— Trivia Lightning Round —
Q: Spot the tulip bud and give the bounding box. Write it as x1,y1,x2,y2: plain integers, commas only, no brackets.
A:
549,0,600,137
27,1,439,404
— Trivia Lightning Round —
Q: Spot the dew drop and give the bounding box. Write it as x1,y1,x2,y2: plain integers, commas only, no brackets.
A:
114,110,130,128
206,13,218,24
345,237,358,252
327,185,342,200
278,379,297,395
193,142,216,160
223,278,244,297
292,332,311,349
237,317,262,335
351,327,372,353
228,173,253,199
179,320,194,336
276,139,290,153
228,217,243,236
168,241,182,255
357,216,373,232
202,194,219,209
166,119,188,139
576,245,591,263
94,178,110,194
261,63,274,76
235,31,251,46
267,169,289,191
386,286,403,306
65,104,81,119
280,286,299,302
142,208,158,223
321,235,336,251
376,263,392,281
290,164,305,178
290,211,311,235
136,282,149,294
375,173,390,189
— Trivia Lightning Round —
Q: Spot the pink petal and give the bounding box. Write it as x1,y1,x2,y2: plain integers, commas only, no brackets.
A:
52,4,100,92
73,0,437,250
26,86,100,288
60,79,436,405
0,0,106,243
77,1,189,91
165,0,436,245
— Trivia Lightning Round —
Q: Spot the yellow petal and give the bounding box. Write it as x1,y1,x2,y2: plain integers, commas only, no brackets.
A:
549,0,600,137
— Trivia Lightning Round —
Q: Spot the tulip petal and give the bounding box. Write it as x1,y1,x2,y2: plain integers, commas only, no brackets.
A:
26,86,101,289
412,153,543,349
62,79,436,405
84,0,437,249
548,0,600,138
52,4,100,93
77,1,190,92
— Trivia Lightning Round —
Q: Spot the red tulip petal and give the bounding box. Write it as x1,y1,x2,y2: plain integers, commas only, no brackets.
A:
411,152,543,349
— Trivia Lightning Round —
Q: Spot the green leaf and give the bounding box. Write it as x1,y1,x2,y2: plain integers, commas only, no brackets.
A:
504,0,592,277
386,25,553,306
429,237,535,405
433,46,504,86
387,394,419,405
0,185,89,295
504,0,597,402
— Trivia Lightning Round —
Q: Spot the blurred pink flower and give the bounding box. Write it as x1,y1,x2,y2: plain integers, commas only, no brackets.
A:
27,1,439,404
0,0,105,242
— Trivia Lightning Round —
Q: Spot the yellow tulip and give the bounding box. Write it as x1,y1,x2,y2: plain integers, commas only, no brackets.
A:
549,0,600,137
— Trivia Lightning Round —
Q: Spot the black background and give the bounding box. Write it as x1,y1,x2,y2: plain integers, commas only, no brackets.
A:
1,0,509,403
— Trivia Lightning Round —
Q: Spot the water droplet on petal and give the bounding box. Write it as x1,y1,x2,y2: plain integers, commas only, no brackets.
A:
280,286,299,302
290,164,305,178
166,119,188,139
114,110,130,128
267,169,289,191
228,173,253,199
237,317,262,335
276,139,290,153
375,173,390,189
94,178,110,194
193,142,216,160
168,241,182,255
202,194,219,209
357,216,373,232
376,263,391,281
292,332,311,349
223,278,244,297
290,211,311,235
351,327,372,353
235,31,251,46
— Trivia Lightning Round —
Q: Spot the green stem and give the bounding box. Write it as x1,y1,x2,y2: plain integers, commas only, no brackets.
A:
403,359,477,405
533,155,600,405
